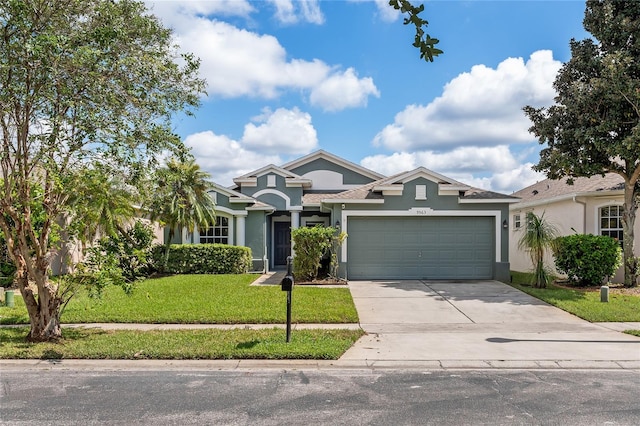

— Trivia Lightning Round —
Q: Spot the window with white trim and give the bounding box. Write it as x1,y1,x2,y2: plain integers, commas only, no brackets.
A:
200,216,230,244
267,174,276,187
600,205,623,243
513,213,522,229
415,184,427,200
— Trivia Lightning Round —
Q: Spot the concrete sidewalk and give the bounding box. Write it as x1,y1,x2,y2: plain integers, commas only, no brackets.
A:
336,280,640,370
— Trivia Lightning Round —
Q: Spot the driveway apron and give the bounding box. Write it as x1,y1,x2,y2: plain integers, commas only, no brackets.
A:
338,280,640,368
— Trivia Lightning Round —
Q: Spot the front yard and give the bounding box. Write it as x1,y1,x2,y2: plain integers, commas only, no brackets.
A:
508,271,640,323
0,274,363,360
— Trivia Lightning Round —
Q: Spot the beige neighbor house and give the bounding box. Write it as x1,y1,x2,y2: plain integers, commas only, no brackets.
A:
509,173,640,284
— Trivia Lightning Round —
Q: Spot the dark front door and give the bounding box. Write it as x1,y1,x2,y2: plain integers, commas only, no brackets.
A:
274,221,291,267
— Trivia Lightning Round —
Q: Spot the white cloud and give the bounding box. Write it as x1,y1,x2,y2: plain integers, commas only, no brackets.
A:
146,1,255,29
148,2,377,110
373,50,562,151
184,131,283,186
310,68,380,112
268,0,324,25
348,0,399,22
360,146,540,193
242,107,319,154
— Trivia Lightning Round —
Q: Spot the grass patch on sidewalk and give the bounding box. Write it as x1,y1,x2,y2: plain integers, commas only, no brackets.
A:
0,274,358,325
0,327,364,360
508,271,640,323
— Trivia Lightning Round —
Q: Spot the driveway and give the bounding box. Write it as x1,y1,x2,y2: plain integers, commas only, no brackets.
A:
338,280,640,369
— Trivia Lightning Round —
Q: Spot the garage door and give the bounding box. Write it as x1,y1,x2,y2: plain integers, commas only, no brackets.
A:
347,217,494,280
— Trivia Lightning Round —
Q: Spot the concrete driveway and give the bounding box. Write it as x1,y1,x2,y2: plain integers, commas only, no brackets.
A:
338,280,640,369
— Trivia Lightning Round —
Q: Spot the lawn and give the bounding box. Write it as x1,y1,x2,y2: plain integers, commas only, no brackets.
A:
508,271,640,323
0,274,359,324
0,327,364,360
0,274,363,360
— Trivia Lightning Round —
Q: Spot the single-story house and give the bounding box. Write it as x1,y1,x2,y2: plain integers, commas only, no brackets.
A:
177,150,518,281
509,173,640,283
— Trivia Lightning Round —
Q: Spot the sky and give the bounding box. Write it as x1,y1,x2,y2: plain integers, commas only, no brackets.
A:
146,0,592,194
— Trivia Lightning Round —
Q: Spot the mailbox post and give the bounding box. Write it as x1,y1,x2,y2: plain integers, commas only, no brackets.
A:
281,256,294,342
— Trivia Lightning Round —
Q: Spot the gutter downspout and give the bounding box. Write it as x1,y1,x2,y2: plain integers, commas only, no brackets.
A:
573,196,587,233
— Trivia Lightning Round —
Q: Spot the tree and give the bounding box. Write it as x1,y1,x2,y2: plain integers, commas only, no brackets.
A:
523,0,640,287
0,0,205,341
146,157,216,268
518,212,559,288
390,0,443,62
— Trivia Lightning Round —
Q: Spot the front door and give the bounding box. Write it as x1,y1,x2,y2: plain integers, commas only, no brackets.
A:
274,221,291,267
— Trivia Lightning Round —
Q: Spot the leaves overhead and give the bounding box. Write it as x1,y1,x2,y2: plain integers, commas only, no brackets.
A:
389,0,443,62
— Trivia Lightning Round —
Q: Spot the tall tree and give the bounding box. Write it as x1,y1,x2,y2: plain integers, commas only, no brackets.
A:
523,0,640,287
0,0,205,341
147,157,216,267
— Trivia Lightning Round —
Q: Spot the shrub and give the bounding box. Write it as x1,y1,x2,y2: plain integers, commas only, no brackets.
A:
553,234,622,286
292,226,342,281
150,244,252,274
94,220,156,282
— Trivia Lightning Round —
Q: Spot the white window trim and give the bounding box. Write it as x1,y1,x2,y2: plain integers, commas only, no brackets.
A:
595,202,624,240
415,184,427,200
195,213,234,245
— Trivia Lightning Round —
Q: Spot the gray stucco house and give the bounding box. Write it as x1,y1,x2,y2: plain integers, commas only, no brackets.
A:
180,150,518,281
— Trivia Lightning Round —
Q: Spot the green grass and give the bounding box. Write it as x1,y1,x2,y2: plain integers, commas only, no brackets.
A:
0,326,364,360
508,271,640,323
0,274,358,325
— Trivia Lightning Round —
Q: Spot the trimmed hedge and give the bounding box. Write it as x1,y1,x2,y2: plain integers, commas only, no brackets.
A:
553,234,622,286
151,244,252,274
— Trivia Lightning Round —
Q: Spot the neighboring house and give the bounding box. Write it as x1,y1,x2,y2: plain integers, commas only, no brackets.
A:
509,173,639,283
178,150,518,281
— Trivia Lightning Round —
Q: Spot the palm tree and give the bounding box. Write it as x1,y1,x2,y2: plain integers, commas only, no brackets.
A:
518,212,559,288
68,163,137,256
147,158,216,267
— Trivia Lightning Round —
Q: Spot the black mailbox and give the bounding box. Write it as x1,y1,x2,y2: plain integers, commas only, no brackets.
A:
281,275,294,291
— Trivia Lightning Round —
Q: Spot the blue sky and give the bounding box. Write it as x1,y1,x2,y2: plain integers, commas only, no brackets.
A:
148,0,590,194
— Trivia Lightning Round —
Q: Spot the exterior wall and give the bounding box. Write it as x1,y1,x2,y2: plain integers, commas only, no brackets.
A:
288,158,376,186
240,173,303,208
245,210,268,272
509,194,640,284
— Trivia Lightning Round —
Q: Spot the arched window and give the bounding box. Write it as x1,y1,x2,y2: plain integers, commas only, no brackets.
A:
199,216,229,244
600,205,623,243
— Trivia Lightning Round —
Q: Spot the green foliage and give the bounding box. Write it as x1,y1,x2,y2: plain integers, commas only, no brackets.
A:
150,244,252,274
292,226,337,281
553,234,622,286
518,212,559,288
0,274,359,325
523,0,640,287
389,0,443,62
0,327,364,360
508,274,640,323
0,0,205,339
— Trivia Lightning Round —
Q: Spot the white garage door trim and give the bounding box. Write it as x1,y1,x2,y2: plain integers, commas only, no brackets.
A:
341,208,504,263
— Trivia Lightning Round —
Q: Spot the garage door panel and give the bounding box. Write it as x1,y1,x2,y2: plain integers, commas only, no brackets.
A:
347,217,494,280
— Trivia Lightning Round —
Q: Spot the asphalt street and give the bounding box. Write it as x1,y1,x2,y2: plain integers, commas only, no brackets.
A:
1,369,639,425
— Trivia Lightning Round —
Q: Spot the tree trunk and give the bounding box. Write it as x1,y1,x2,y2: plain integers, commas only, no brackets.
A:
622,180,638,288
17,266,63,342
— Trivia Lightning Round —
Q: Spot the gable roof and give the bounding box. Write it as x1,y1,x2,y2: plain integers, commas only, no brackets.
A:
321,167,518,204
281,149,385,181
232,164,312,187
512,173,624,208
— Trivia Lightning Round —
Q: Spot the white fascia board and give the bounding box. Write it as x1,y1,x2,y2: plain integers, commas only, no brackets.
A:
228,197,255,203
509,190,622,211
373,184,403,192
246,205,276,212
233,177,257,187
459,198,521,204
285,179,312,188
321,198,385,204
